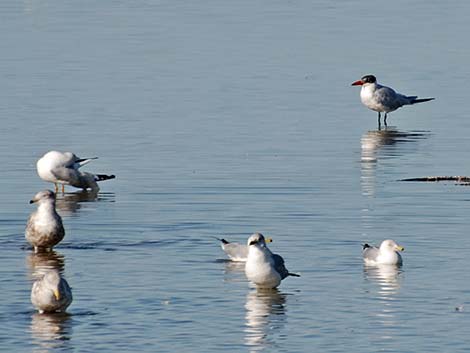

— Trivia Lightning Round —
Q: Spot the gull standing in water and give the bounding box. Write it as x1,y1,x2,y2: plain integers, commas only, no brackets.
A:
351,75,434,127
245,233,299,289
215,236,272,262
37,150,115,192
362,239,404,266
26,190,65,253
31,270,73,314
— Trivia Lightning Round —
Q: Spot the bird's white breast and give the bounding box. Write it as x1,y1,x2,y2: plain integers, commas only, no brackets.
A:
360,84,384,112
245,247,281,288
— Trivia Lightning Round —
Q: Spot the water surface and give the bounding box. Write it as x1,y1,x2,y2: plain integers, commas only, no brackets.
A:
1,0,470,352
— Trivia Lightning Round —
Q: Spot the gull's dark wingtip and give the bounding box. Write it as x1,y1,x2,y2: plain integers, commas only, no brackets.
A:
210,236,229,244
96,174,115,181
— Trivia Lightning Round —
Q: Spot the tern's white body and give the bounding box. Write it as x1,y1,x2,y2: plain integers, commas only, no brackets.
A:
360,82,411,114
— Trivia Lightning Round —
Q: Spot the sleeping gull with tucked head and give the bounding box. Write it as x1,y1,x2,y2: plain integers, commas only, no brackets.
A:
31,269,73,314
245,233,299,289
362,239,404,266
215,236,272,262
26,190,65,253
37,150,115,192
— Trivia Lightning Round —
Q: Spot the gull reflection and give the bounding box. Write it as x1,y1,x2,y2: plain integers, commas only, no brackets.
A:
55,190,115,216
361,127,428,197
31,312,72,352
26,250,66,280
244,289,287,352
219,260,246,284
55,190,98,215
364,264,403,335
364,264,401,297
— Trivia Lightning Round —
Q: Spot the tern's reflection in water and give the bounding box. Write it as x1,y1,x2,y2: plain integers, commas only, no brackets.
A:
244,289,287,352
55,190,115,216
26,250,66,280
364,265,402,333
31,312,72,352
361,127,428,197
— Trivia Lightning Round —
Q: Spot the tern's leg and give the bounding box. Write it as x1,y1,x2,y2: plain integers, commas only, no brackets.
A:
377,112,381,130
384,113,388,127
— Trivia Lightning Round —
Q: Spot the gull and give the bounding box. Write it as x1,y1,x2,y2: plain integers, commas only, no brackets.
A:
214,236,272,262
352,75,434,127
37,150,115,192
31,270,73,314
26,190,65,253
362,239,404,266
245,233,299,289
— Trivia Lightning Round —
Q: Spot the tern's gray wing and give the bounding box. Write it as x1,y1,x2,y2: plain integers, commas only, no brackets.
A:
375,85,405,110
362,244,380,262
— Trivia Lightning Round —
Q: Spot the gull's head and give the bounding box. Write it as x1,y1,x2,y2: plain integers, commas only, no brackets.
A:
29,190,56,204
247,233,270,248
380,239,404,253
352,74,376,86
63,151,76,159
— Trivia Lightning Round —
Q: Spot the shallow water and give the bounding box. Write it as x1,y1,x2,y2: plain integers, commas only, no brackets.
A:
2,0,470,352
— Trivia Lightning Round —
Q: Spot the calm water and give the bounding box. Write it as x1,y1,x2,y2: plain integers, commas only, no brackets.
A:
1,0,470,352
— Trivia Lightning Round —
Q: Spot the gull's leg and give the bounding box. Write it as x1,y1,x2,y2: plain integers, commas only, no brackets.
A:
61,184,65,193
377,112,381,130
54,183,58,193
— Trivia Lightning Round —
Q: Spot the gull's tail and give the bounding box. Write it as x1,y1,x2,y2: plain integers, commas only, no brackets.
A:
408,97,435,105
94,174,115,182
211,236,229,245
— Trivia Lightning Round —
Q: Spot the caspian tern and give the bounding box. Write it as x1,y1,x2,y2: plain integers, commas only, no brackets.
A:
352,75,434,127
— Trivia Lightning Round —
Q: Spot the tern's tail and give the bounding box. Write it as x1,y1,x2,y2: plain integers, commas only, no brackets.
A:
95,174,115,182
408,97,435,104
